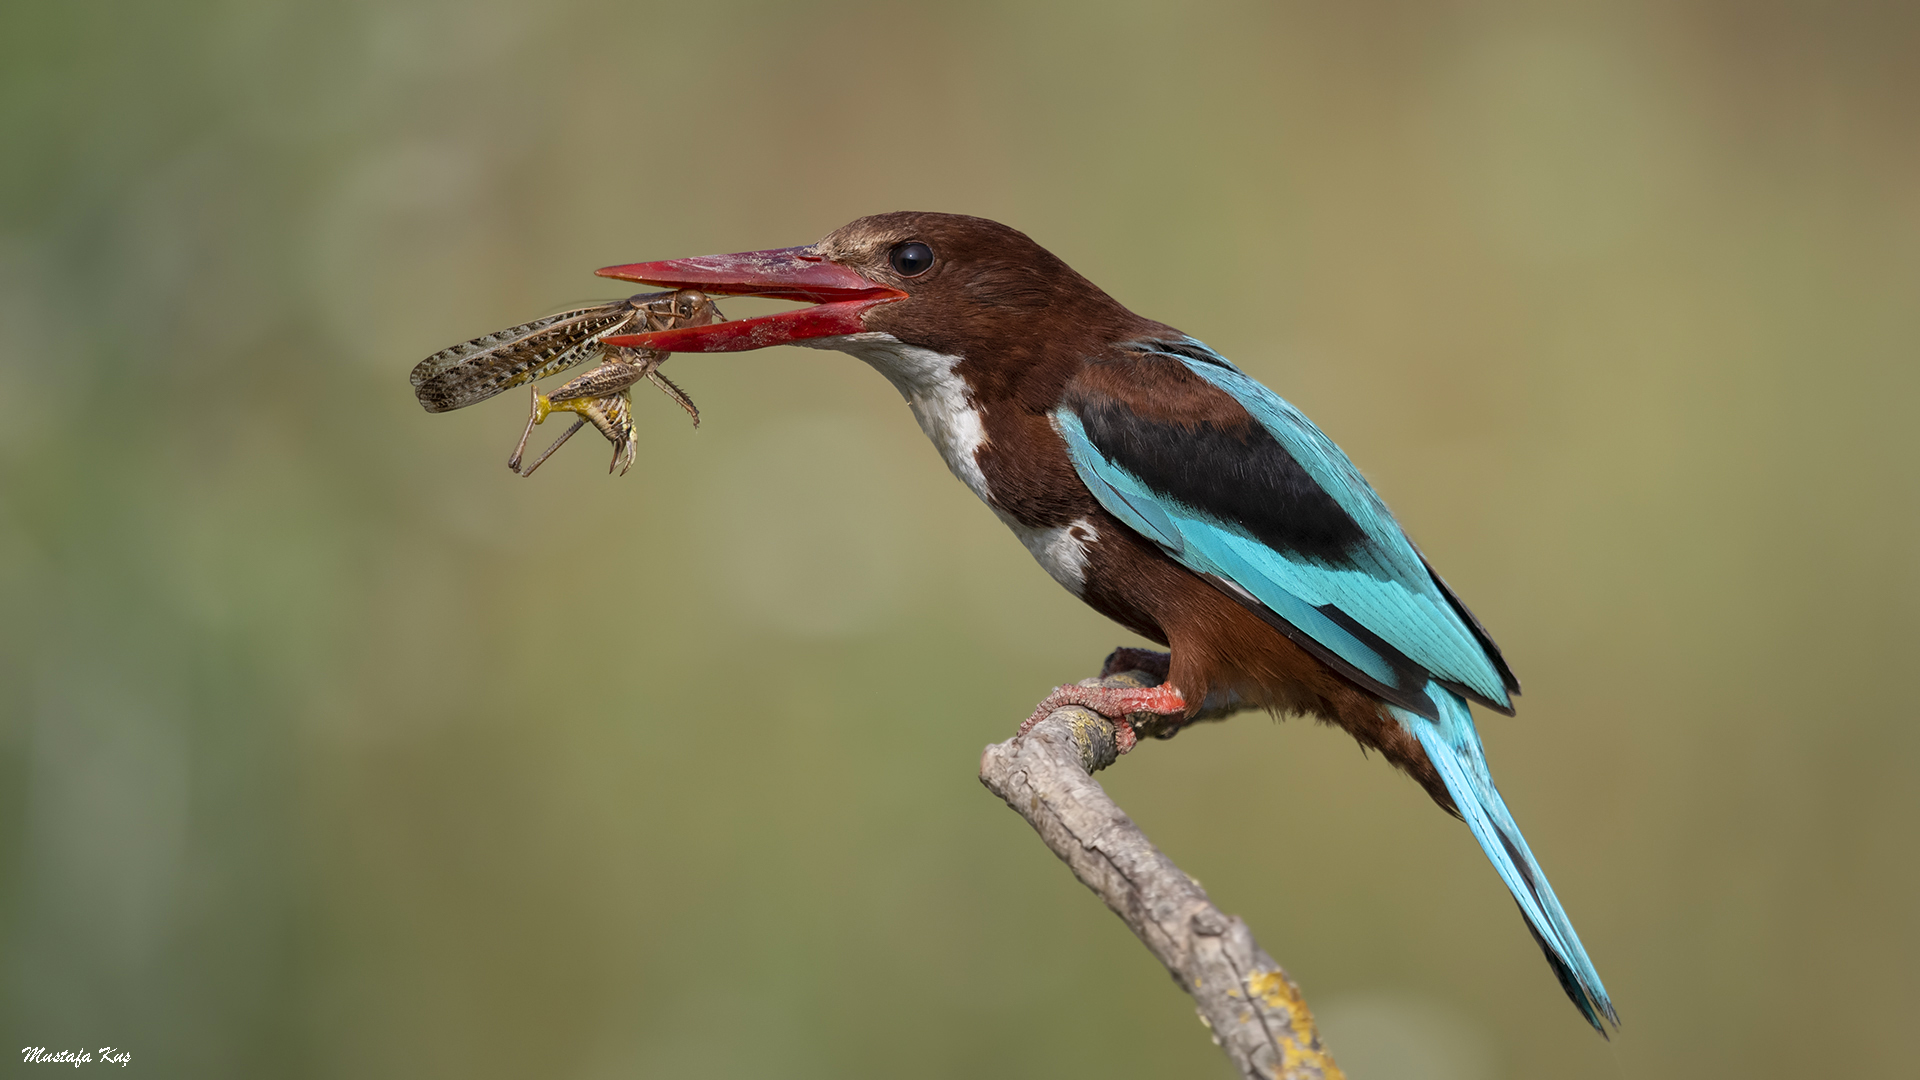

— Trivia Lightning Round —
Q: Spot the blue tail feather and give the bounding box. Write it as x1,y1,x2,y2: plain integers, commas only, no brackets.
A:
1390,687,1618,1032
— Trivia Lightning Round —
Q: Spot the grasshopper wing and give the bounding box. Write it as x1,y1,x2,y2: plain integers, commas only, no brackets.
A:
411,303,638,413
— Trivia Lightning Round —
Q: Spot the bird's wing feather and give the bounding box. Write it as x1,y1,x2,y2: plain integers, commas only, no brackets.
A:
1054,338,1515,713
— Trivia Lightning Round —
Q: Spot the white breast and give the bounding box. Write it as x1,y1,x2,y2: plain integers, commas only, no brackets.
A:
802,332,1098,594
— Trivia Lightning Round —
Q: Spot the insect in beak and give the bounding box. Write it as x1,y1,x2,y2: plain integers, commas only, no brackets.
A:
410,289,724,476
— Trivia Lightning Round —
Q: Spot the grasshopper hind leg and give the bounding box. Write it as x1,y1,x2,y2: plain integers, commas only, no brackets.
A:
508,383,589,477
508,385,544,472
513,418,588,477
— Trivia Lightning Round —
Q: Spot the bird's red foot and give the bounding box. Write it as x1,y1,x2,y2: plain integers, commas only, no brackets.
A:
1017,682,1190,754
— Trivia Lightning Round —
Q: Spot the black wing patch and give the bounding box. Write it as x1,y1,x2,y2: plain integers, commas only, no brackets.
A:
1070,396,1372,570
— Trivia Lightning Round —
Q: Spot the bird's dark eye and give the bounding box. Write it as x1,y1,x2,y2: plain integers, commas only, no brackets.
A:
889,241,934,277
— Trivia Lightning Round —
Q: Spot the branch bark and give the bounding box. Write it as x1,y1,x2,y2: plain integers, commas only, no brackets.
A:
979,671,1344,1080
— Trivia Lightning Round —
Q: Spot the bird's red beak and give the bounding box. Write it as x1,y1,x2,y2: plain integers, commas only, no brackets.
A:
596,246,904,352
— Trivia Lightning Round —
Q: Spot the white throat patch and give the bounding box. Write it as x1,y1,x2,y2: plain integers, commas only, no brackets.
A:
801,332,1098,593
804,333,993,502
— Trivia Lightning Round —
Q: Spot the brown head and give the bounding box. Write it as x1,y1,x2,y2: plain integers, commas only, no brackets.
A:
597,212,1169,405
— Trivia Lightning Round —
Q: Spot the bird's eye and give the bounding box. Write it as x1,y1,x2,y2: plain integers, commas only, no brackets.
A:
889,241,934,277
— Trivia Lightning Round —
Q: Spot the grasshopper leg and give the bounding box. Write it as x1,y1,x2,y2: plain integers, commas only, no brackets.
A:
508,384,546,472
508,383,589,478
645,370,700,427
517,417,588,477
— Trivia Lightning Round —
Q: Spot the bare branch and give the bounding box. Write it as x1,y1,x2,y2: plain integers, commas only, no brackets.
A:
979,671,1344,1080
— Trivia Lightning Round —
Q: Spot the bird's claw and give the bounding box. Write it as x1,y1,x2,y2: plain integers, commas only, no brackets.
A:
1016,681,1190,755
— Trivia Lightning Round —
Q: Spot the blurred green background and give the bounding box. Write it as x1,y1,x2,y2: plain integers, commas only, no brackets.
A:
3,1,1916,1077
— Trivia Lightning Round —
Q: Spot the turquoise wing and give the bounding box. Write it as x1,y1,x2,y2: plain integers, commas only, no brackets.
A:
1053,338,1516,715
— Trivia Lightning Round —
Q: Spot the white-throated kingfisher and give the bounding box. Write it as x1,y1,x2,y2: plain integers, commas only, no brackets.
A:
598,212,1616,1032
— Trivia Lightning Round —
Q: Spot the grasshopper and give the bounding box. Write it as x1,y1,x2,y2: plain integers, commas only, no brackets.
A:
409,289,723,475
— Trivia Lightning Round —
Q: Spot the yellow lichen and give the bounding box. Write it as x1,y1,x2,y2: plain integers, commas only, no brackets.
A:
1244,971,1344,1080
1245,970,1299,1008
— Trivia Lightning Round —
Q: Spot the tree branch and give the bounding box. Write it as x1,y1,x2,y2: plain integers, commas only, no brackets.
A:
978,670,1344,1080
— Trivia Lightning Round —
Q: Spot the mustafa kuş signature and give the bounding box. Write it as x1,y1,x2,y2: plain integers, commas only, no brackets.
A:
21,1047,130,1067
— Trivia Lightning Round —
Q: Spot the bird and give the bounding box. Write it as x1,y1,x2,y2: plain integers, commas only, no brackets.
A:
594,211,1616,1032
